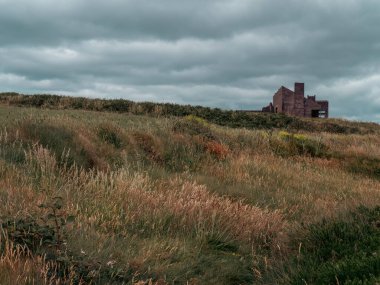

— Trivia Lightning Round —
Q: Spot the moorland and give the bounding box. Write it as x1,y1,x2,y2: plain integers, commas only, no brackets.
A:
0,93,379,284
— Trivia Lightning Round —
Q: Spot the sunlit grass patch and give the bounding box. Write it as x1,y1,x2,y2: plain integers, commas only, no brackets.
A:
271,131,329,158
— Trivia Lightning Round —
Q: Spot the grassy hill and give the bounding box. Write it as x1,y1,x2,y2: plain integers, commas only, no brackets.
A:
0,95,379,284
1,92,379,134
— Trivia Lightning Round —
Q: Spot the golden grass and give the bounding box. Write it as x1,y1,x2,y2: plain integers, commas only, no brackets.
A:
205,152,380,222
0,238,83,285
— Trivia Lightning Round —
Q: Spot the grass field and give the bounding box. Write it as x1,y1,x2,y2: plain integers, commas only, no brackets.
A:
0,100,379,284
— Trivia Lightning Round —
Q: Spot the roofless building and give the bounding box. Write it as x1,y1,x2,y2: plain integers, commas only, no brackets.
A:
262,83,329,118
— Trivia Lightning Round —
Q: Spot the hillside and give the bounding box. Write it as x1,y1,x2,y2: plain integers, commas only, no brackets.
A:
1,92,379,134
0,98,380,284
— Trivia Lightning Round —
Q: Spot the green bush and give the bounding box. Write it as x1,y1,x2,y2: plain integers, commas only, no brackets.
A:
289,206,380,285
173,116,216,140
0,213,133,284
347,156,380,180
1,218,56,252
319,122,358,134
270,131,328,157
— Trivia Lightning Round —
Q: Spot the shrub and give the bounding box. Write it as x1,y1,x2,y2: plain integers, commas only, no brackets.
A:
0,217,133,284
1,218,56,252
271,131,328,157
346,156,380,180
173,117,216,140
289,206,380,285
320,122,355,134
185,114,209,126
204,141,229,160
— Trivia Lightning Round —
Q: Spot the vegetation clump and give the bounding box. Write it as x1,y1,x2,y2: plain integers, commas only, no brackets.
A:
173,115,216,140
288,206,380,285
270,131,329,157
347,156,380,180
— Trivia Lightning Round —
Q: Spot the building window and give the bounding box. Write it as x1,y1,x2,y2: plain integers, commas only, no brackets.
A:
311,110,319,118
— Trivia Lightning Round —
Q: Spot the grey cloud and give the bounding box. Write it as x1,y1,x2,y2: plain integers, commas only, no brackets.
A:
1,0,377,44
0,0,380,121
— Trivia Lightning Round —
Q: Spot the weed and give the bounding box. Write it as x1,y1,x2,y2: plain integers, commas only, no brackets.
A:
1,197,74,252
38,196,75,248
1,218,56,252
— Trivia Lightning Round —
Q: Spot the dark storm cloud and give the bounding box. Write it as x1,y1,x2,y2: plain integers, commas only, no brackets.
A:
0,0,380,121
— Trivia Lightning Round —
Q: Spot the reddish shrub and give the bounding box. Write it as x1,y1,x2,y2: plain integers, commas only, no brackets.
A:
204,141,229,159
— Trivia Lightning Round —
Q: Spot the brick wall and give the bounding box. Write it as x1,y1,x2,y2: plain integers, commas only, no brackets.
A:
293,83,305,116
273,88,283,113
273,86,294,115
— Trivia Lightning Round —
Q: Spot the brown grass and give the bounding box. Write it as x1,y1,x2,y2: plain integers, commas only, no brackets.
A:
0,105,380,283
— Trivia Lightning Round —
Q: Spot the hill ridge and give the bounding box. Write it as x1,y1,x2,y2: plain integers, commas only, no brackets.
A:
1,92,379,134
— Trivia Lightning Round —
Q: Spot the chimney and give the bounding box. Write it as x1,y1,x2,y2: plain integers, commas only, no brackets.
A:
293,82,305,117
294,82,304,98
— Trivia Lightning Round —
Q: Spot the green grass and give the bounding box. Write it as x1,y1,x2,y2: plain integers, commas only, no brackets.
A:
347,156,380,180
287,206,380,285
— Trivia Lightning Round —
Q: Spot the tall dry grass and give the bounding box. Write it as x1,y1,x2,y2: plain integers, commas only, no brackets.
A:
1,105,380,283
0,237,84,285
203,151,380,223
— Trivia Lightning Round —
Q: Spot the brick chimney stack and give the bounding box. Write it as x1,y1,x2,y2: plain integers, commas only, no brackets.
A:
294,82,304,98
293,82,305,116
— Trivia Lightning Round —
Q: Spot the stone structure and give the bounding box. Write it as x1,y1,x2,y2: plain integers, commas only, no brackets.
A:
262,83,328,118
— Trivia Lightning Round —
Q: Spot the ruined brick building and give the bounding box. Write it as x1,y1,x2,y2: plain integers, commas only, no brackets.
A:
262,83,329,118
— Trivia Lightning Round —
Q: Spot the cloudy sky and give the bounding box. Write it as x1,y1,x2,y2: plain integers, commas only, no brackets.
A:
1,0,380,121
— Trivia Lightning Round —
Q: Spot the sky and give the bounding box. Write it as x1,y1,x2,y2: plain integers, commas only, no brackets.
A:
0,0,380,122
